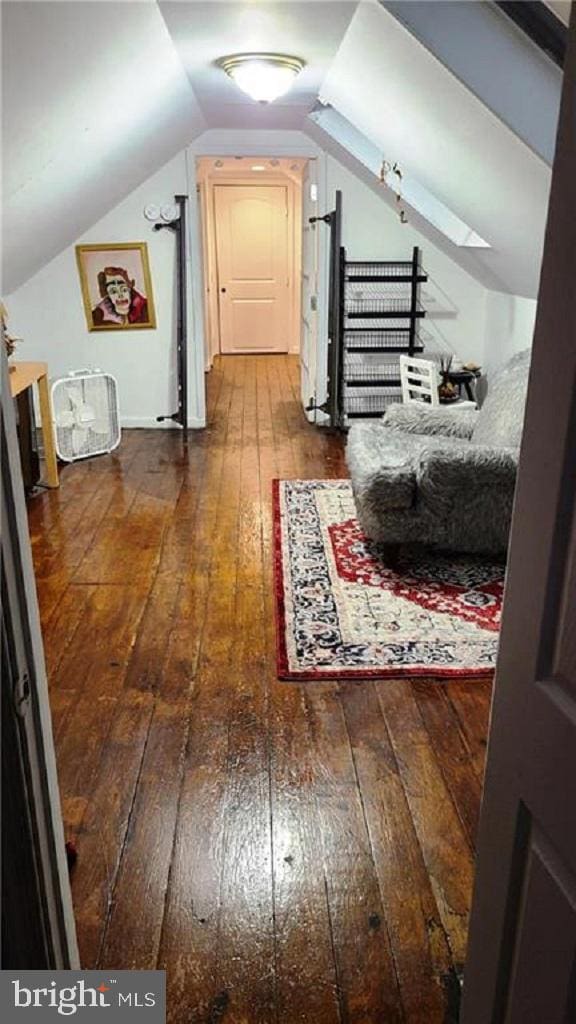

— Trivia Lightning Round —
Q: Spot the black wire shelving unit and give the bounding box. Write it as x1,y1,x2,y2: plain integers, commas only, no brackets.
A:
339,247,428,423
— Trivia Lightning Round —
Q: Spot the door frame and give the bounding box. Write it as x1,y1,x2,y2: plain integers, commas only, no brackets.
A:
196,158,303,363
186,137,329,422
461,13,575,1020
1,346,79,968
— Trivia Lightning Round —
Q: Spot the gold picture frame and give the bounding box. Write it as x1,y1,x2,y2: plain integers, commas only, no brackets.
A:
76,242,157,331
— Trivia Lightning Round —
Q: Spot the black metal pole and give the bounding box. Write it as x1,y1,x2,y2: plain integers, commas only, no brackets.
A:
409,246,419,356
175,194,188,429
155,194,189,428
307,190,343,429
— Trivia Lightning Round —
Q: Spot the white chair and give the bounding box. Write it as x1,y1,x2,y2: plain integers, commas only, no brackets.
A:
399,355,477,409
400,355,440,406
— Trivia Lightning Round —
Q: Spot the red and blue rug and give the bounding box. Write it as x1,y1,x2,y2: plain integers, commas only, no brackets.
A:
273,479,504,681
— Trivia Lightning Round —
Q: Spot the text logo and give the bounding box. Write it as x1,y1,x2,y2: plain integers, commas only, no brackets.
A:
1,971,165,1022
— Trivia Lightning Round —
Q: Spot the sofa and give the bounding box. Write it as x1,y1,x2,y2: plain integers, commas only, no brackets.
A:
346,349,531,555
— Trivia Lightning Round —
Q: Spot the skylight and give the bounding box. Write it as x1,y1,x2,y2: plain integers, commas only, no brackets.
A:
309,103,491,249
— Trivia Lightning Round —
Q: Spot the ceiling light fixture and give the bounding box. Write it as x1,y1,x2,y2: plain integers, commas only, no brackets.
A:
218,53,305,104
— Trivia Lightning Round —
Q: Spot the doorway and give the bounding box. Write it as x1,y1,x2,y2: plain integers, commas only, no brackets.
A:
197,156,305,365
214,183,291,355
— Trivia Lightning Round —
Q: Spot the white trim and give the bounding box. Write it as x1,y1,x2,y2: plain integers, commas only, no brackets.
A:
313,149,330,426
187,131,327,424
197,164,302,358
185,147,207,429
189,129,321,160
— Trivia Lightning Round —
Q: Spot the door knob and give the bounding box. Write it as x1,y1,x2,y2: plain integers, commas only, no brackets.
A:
221,287,226,293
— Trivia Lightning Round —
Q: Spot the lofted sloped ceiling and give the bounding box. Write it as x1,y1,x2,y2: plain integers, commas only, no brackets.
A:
158,1,358,129
383,0,564,164
319,0,553,297
544,1,572,23
2,1,205,293
2,0,559,299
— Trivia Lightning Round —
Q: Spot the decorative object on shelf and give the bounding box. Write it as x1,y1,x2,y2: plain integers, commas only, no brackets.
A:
380,159,408,224
437,353,458,403
75,242,156,331
50,369,120,462
435,355,481,404
217,53,305,103
1,301,23,368
274,479,503,680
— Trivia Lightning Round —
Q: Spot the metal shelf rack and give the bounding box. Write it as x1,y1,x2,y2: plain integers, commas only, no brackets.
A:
314,193,428,428
340,247,428,424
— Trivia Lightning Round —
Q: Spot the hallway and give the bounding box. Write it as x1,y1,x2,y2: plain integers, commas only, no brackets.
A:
28,354,491,1023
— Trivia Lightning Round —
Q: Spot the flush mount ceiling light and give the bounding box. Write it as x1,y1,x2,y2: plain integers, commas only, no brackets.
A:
218,53,305,104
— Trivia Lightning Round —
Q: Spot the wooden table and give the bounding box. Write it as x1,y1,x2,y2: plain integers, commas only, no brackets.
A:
10,361,59,488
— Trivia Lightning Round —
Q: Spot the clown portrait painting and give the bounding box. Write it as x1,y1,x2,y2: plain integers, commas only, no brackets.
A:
76,243,157,331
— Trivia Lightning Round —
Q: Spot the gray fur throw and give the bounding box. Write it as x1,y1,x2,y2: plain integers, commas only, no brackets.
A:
382,403,479,439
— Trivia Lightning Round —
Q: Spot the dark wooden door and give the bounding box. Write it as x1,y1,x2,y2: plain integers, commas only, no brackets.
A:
1,345,78,968
461,15,576,1023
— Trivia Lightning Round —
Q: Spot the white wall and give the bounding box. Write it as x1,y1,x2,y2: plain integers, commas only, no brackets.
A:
2,1,204,292
5,133,538,434
327,156,488,365
6,153,205,428
5,130,322,433
483,291,537,377
321,0,551,298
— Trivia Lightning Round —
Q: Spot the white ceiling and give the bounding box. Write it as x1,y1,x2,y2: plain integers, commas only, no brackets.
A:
159,1,358,129
2,1,205,292
543,1,572,26
320,1,553,296
2,0,560,297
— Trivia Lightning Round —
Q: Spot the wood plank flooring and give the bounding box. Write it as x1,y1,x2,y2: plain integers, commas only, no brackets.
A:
28,355,492,1024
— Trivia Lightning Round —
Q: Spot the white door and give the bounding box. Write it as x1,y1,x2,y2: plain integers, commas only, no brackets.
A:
462,20,576,1023
214,184,290,354
301,160,320,418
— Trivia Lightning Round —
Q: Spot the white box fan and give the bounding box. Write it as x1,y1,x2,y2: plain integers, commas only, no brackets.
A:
51,369,120,462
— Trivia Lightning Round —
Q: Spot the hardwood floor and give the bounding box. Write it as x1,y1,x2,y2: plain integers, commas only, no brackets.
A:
28,355,492,1024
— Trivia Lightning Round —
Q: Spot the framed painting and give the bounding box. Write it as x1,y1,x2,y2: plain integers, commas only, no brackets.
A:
76,242,157,331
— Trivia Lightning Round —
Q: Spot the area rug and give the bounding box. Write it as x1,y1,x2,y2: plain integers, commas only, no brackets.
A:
273,479,504,681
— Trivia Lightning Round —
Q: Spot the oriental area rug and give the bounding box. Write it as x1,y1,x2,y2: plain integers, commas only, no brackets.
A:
273,479,504,681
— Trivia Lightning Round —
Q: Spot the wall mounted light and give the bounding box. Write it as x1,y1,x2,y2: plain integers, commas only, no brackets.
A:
218,53,305,104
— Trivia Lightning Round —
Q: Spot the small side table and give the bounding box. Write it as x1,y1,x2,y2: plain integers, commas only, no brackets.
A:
446,369,478,404
10,361,59,488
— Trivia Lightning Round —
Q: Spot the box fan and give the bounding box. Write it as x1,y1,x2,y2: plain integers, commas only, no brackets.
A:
50,369,120,462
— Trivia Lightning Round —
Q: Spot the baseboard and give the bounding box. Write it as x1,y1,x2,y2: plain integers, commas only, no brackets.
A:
121,416,206,430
